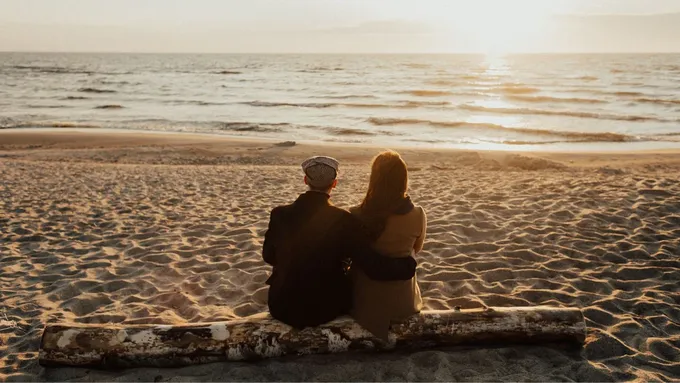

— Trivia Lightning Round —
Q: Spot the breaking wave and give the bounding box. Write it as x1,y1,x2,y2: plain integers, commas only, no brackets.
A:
0,120,102,129
310,94,378,99
366,117,635,143
490,86,541,95
61,96,90,100
398,90,454,97
7,65,129,76
459,104,673,123
328,128,376,136
214,70,242,75
94,105,124,109
26,105,71,109
9,65,94,75
634,98,680,106
241,100,449,109
215,122,288,133
78,87,117,94
163,100,229,106
506,95,607,105
241,101,334,108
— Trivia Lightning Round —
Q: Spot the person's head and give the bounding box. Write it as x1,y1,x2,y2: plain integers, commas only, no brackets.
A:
301,156,339,194
361,150,408,212
358,150,409,237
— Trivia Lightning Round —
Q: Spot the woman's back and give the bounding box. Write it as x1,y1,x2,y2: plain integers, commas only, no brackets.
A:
351,205,426,340
373,206,426,256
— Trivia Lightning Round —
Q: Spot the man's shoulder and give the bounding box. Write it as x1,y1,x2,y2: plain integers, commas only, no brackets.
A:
270,203,293,218
330,206,365,230
327,203,351,214
325,204,354,219
269,196,350,222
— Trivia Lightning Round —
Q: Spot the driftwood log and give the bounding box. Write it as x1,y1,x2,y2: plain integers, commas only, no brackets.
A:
40,307,585,368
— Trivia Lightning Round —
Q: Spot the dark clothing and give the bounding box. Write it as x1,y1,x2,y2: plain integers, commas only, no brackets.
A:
263,191,417,329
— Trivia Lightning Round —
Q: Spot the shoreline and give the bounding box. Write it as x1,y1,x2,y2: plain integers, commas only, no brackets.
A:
2,127,680,155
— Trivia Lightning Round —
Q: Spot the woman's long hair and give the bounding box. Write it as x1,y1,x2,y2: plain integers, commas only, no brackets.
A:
355,150,409,239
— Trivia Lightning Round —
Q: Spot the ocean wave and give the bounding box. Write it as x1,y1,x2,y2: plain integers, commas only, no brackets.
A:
566,88,648,98
242,101,334,108
214,70,242,75
490,86,540,95
366,117,634,143
193,101,228,106
216,122,287,133
398,90,454,97
0,121,102,129
3,116,675,146
634,98,680,106
8,65,130,76
27,105,71,109
0,118,292,133
614,91,646,97
10,65,95,75
78,87,117,94
95,80,142,86
328,128,376,136
310,94,378,99
426,79,463,86
242,100,449,109
459,104,672,123
506,95,607,105
94,105,124,109
298,67,344,73
61,96,90,100
164,100,228,106
0,117,16,129
402,100,450,107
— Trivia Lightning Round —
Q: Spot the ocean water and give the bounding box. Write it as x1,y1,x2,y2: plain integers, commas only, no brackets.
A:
1,53,679,149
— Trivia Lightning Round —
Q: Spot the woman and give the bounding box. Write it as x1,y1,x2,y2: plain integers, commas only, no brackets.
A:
350,150,426,340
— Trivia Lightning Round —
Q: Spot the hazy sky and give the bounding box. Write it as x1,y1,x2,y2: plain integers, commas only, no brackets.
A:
2,0,680,53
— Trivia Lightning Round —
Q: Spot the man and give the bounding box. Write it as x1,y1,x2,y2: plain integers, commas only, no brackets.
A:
263,156,417,329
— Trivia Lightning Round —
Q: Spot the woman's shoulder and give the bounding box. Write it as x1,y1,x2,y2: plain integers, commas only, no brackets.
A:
393,203,424,223
412,204,426,225
412,204,425,216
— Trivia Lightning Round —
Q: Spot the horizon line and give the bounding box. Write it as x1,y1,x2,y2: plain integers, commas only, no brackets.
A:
2,50,680,55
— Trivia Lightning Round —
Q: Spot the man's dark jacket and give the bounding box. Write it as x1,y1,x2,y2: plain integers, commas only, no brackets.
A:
263,191,417,328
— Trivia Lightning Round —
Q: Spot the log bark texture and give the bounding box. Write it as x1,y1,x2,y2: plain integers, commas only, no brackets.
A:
39,307,585,368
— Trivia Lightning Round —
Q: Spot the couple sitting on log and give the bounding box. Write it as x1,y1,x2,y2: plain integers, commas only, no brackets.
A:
263,151,427,340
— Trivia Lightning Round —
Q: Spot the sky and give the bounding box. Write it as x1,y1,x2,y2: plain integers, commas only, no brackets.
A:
1,0,680,53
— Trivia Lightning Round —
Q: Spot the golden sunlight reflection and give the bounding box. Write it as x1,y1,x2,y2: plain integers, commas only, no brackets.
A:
480,54,513,82
463,54,528,133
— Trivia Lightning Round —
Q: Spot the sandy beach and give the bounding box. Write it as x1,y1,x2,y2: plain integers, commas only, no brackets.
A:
1,130,679,381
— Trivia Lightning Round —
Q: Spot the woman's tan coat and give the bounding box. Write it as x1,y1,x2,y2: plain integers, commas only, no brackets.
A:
350,205,426,340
